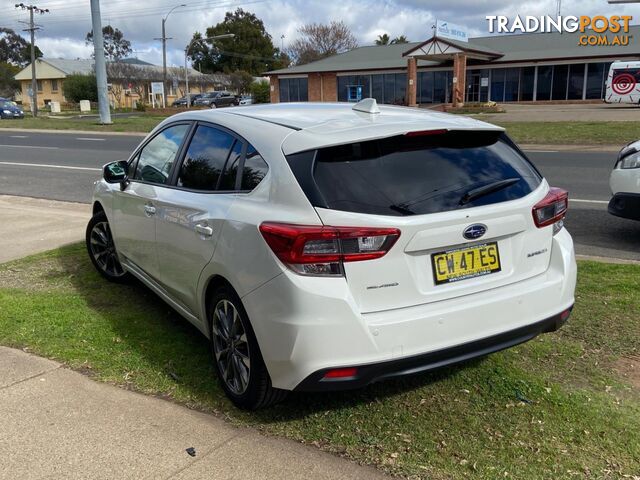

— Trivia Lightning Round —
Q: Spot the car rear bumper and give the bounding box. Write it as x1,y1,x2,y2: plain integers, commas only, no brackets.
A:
608,192,640,221
242,228,577,391
294,306,572,391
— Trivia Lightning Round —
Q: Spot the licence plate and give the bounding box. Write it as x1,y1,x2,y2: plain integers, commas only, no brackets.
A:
431,242,501,285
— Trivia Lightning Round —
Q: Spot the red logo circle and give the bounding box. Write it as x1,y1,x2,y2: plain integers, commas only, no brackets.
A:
612,73,636,95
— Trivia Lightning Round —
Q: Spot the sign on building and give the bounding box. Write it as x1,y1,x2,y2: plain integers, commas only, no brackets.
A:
436,20,468,42
151,82,165,95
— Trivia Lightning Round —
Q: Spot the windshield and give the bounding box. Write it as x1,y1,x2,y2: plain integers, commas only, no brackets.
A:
0,101,17,108
287,131,542,216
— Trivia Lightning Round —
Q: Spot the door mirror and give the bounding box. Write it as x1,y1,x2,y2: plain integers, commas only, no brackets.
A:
103,160,129,183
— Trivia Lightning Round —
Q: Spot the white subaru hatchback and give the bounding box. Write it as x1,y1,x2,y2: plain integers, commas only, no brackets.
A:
87,100,577,409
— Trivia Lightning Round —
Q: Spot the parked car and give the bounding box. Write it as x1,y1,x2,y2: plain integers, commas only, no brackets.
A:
172,94,202,107
193,91,239,108
87,99,576,409
608,140,640,220
239,95,253,106
0,100,24,119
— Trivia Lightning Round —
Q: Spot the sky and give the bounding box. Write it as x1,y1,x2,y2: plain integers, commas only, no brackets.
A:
2,0,639,68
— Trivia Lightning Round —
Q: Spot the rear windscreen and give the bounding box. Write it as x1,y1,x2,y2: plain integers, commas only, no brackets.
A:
287,131,542,216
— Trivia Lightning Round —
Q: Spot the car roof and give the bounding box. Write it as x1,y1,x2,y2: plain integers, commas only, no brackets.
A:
162,101,504,155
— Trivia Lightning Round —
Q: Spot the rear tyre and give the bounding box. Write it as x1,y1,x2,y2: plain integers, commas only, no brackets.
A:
86,211,130,283
209,286,287,410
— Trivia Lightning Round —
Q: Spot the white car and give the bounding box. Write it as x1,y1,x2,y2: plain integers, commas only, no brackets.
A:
86,99,577,409
609,140,640,221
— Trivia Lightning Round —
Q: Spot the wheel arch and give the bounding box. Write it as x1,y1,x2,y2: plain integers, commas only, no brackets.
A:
92,201,105,215
202,274,239,338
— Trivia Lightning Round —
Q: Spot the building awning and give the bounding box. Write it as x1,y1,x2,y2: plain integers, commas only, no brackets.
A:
402,36,504,62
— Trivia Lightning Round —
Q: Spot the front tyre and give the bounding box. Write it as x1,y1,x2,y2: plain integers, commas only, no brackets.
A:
209,287,287,410
86,210,129,282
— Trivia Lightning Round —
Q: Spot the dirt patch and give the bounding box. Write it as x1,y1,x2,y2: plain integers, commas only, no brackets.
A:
614,355,640,389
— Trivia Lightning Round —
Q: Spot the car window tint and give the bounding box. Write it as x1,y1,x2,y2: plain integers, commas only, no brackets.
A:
177,125,235,191
219,140,243,191
241,144,269,190
132,124,189,185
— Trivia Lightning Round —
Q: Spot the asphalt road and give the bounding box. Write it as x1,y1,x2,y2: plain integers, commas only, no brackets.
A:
0,130,638,261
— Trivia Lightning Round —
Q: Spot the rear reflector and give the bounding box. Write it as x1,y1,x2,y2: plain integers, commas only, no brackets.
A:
323,368,358,379
532,187,568,228
259,222,400,276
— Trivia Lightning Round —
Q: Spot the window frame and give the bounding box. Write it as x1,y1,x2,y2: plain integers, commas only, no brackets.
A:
169,120,268,195
126,121,195,187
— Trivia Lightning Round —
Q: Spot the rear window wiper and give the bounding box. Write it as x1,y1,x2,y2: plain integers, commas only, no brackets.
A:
459,178,520,206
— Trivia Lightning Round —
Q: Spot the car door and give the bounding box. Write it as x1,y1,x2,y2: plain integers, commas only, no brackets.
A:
154,122,243,315
111,123,191,281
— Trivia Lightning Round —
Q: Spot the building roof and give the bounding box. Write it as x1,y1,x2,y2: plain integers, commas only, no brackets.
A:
267,25,640,75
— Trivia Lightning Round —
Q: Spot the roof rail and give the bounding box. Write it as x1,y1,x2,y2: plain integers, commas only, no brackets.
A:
352,98,380,114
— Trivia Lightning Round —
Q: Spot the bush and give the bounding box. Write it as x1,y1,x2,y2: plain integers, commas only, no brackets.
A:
249,79,270,104
63,74,98,103
134,101,146,112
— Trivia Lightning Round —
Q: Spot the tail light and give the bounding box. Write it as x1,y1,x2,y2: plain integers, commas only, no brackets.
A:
532,187,568,232
259,222,400,276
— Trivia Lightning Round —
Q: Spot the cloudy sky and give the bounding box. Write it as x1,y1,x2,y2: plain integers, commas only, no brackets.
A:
2,0,638,68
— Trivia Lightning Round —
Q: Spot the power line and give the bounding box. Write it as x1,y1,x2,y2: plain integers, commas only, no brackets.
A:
14,3,50,118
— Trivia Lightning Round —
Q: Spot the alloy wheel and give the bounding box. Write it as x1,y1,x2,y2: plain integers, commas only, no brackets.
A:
89,221,125,277
212,299,251,395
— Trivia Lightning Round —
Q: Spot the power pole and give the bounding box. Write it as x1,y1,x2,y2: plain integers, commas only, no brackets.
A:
155,4,185,98
90,0,111,124
15,3,49,118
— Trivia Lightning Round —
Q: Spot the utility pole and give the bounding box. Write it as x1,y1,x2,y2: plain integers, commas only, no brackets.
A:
15,3,49,118
155,4,186,97
90,0,111,124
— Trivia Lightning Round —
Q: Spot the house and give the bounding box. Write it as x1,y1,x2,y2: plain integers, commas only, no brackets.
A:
14,58,231,108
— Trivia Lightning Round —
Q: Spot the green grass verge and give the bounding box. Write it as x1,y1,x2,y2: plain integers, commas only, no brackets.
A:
0,245,639,479
494,121,639,146
0,115,167,133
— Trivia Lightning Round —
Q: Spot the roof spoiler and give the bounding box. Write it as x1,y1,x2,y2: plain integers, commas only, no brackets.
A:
352,98,380,114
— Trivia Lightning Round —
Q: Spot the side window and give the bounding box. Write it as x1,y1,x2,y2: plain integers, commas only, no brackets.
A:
132,124,189,185
219,140,243,191
177,125,235,191
241,144,269,190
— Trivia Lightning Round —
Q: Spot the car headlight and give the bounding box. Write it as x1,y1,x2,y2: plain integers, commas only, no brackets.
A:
2,110,11,114
619,151,640,169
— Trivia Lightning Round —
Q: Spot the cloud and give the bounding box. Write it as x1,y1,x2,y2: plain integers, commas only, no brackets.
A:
4,0,638,67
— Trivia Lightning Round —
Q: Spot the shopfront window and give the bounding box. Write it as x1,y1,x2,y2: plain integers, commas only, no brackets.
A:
504,68,520,102
552,65,568,100
585,62,609,99
490,69,505,102
567,64,585,100
519,67,535,101
536,66,553,101
279,78,308,102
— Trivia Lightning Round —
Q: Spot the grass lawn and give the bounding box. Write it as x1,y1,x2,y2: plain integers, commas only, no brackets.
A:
494,121,640,146
0,115,167,133
0,245,639,479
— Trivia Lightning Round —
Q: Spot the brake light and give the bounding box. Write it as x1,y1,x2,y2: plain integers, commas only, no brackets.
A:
323,367,358,380
259,222,400,276
532,187,568,228
405,129,447,137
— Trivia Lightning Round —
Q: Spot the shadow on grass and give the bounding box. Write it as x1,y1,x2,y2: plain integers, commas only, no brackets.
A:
52,244,486,420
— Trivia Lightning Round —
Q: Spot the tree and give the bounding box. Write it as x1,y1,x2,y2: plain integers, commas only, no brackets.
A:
391,35,409,44
229,70,254,94
288,21,358,65
86,25,132,61
0,28,42,66
193,9,283,75
0,62,20,97
63,74,98,103
375,33,390,45
249,79,270,103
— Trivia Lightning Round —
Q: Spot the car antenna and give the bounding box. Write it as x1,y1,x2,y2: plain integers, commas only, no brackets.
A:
352,98,380,114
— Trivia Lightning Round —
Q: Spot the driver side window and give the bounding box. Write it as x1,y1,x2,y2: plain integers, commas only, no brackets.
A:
132,124,190,185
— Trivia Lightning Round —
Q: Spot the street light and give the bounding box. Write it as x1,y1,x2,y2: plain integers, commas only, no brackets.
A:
157,3,186,95
184,34,235,107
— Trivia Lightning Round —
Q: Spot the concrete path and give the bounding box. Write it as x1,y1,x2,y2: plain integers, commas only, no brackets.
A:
0,347,389,480
0,195,90,263
478,102,640,123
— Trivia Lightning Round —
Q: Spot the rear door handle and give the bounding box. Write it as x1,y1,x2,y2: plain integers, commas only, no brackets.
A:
144,204,156,216
195,223,213,237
